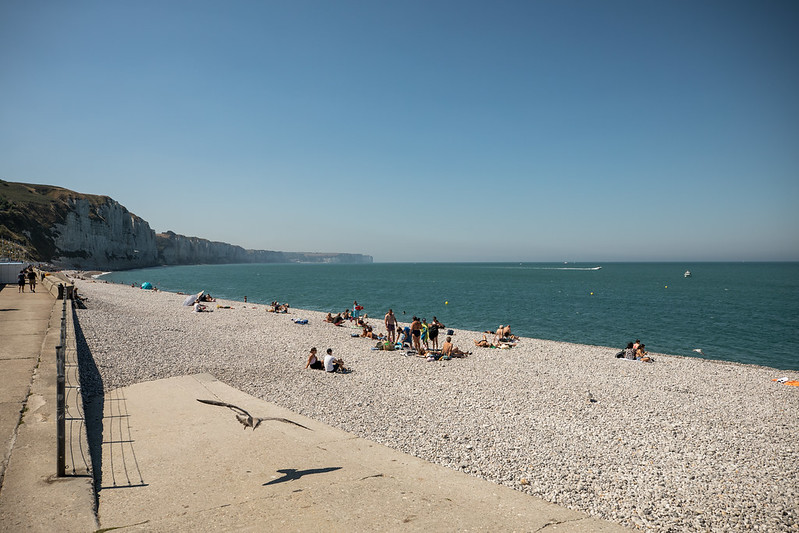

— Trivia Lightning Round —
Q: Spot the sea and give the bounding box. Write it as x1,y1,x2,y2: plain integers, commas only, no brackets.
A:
97,262,799,372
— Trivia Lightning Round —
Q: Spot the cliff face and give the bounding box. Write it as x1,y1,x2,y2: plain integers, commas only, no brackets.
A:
0,181,158,269
55,197,159,270
1,181,372,269
156,231,250,265
156,232,373,265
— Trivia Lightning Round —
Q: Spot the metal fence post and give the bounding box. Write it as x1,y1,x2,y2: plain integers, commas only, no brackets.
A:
56,343,65,477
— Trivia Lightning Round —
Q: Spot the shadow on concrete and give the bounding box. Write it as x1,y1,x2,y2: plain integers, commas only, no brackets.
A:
263,467,343,486
72,310,104,504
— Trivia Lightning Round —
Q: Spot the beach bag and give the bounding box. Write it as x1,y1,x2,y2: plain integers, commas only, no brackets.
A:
447,329,454,336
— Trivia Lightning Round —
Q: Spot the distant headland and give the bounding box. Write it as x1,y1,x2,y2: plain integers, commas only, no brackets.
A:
0,180,372,270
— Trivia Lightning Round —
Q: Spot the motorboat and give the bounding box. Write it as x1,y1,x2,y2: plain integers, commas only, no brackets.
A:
684,270,692,278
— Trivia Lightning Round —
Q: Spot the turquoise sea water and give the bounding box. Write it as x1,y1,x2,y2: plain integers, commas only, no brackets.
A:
98,262,799,371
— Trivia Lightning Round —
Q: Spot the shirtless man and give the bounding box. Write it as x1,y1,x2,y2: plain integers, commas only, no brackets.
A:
384,309,398,343
410,316,422,353
442,336,468,358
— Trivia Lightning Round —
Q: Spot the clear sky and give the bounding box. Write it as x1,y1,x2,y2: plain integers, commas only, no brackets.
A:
2,1,797,262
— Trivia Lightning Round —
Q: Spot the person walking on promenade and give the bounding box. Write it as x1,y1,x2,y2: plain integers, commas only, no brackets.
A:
17,270,26,293
27,268,36,293
385,309,398,343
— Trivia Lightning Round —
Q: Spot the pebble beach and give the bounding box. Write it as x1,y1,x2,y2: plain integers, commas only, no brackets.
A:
72,278,798,532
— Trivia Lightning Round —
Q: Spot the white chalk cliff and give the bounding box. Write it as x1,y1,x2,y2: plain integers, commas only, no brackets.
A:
53,197,159,270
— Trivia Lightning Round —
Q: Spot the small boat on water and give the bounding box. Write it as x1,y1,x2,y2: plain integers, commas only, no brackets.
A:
684,270,692,278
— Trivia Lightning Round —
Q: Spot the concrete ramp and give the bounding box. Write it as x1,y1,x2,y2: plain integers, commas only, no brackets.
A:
97,374,627,532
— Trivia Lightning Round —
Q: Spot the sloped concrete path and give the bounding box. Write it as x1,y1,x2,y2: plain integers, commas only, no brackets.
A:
0,285,96,532
97,374,628,532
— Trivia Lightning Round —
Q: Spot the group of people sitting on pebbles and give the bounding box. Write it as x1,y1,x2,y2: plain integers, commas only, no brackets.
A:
616,339,654,362
308,301,530,372
474,324,519,349
268,301,290,313
304,347,348,373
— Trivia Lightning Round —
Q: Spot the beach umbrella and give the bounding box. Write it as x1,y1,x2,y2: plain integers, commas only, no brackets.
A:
183,291,203,306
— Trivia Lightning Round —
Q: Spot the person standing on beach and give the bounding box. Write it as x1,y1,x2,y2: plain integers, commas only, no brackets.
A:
429,318,440,350
421,319,430,350
385,309,398,343
410,316,422,353
352,301,360,322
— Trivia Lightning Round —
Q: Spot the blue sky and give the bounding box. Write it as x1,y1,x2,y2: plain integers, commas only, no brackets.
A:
1,1,797,262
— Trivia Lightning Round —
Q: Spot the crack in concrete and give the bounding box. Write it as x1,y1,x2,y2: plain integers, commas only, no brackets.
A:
535,516,593,532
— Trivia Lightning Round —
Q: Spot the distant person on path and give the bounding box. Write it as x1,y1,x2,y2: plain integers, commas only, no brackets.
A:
304,347,323,370
27,269,36,292
384,309,398,343
17,270,26,293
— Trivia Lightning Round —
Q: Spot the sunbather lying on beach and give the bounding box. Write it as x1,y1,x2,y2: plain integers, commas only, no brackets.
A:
475,334,491,347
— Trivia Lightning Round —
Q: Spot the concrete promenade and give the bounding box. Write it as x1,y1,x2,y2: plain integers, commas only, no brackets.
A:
0,282,630,532
0,283,96,532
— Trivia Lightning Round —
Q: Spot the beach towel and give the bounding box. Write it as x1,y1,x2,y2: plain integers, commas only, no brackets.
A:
293,319,309,325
